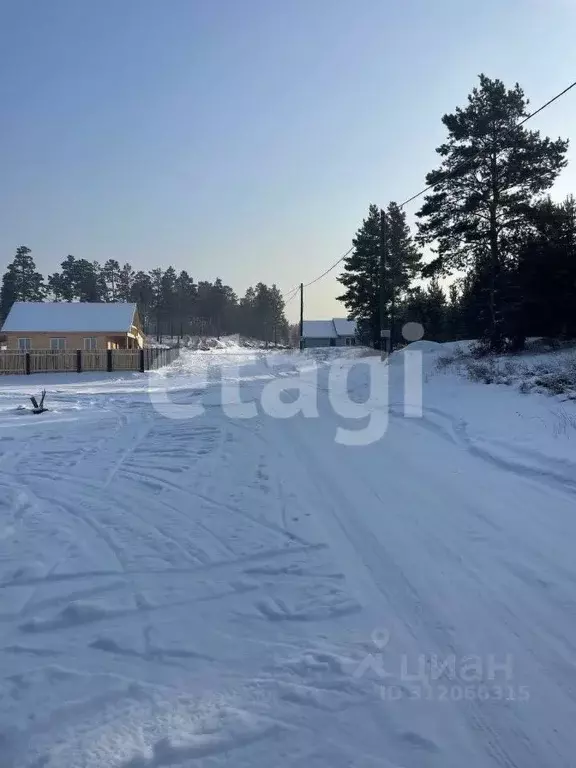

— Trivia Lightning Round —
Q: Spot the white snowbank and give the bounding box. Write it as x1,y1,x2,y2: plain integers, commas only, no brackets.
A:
392,339,443,355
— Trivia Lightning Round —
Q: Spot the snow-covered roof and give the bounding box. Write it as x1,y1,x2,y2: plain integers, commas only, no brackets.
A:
332,318,356,337
1,302,137,333
302,318,357,339
302,320,336,339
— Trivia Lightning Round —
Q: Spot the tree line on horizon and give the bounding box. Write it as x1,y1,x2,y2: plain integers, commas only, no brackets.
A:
0,252,289,343
338,74,576,353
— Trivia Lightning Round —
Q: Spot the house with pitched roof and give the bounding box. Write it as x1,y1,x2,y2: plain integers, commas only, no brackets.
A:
1,302,144,351
301,317,357,348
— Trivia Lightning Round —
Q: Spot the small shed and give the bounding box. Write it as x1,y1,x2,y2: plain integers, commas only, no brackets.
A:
1,302,144,351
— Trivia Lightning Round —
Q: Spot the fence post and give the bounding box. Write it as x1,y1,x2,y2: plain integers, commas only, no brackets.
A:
76,349,82,374
107,349,113,373
25,352,31,375
139,348,145,373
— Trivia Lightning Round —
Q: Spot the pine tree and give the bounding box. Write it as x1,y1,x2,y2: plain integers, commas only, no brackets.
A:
174,271,197,338
0,269,17,324
92,262,108,302
338,202,421,347
194,281,214,334
48,255,105,302
149,268,164,339
445,283,465,340
515,195,576,341
399,278,447,341
0,246,45,322
160,267,178,338
217,281,239,336
210,278,229,338
417,74,568,351
48,255,76,301
337,204,382,347
102,259,121,301
268,284,289,344
117,263,135,302
424,277,447,340
239,287,257,338
386,201,422,343
130,272,154,332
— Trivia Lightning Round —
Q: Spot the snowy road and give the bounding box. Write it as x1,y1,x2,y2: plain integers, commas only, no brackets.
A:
1,347,576,767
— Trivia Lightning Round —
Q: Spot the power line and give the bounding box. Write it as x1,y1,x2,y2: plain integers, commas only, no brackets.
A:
283,284,301,302
281,284,300,300
302,247,353,289
282,246,353,305
518,80,576,126
399,78,576,210
283,289,300,306
284,78,576,310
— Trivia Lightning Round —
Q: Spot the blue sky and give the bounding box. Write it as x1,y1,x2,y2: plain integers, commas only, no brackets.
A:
1,0,575,321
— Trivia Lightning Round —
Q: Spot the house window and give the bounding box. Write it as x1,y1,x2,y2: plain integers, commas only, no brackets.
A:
83,337,97,351
50,338,66,351
18,338,31,351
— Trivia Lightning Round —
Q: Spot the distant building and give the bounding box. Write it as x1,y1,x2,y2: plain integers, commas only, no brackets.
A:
301,317,357,348
1,302,144,351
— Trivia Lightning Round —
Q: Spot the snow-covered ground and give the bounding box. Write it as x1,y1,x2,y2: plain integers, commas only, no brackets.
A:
1,342,576,767
436,339,576,398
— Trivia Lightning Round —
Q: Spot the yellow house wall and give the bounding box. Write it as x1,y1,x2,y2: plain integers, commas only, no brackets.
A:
4,332,130,351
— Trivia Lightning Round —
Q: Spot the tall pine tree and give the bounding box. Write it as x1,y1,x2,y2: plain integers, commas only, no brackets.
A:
102,259,121,301
117,263,135,302
417,74,568,351
337,204,382,347
0,246,45,322
48,255,105,302
337,202,421,347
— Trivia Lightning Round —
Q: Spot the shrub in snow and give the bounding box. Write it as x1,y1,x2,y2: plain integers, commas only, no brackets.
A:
534,372,573,395
551,407,576,436
435,344,467,372
470,339,494,359
466,359,498,384
502,360,517,377
436,354,455,371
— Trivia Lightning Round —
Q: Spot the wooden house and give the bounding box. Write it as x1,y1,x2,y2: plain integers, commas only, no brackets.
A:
1,302,144,351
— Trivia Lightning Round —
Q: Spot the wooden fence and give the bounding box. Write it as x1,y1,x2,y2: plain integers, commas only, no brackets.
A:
0,347,180,375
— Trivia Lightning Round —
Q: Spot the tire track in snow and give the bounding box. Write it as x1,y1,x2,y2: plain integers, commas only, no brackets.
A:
124,488,237,561
17,466,213,568
103,419,154,489
38,493,129,575
390,402,576,496
117,466,309,547
224,419,301,535
280,417,525,768
1,543,329,588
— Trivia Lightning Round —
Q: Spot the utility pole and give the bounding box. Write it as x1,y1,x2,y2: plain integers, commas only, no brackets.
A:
299,282,304,350
379,208,389,361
